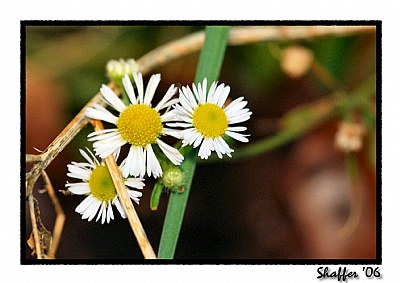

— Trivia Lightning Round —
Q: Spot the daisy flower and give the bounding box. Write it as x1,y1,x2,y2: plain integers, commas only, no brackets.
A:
65,148,145,224
168,78,252,159
85,73,184,178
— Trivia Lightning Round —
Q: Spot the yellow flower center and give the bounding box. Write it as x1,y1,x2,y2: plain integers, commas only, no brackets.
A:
192,103,228,138
88,165,117,201
117,104,163,147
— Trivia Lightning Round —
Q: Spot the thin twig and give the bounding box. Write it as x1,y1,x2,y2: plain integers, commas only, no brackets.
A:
41,170,65,259
92,120,157,259
138,26,375,74
26,154,43,163
25,82,120,197
28,194,42,259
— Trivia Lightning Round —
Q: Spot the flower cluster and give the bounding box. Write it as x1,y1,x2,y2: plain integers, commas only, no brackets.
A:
66,72,251,224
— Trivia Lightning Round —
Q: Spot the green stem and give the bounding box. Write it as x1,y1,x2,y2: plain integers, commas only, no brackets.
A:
157,26,230,259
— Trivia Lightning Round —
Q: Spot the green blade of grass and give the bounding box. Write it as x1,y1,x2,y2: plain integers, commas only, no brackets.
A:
157,26,230,259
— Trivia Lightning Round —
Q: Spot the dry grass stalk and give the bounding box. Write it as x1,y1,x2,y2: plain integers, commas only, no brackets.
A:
28,195,43,259
92,120,157,259
41,170,65,259
138,26,375,74
25,82,120,198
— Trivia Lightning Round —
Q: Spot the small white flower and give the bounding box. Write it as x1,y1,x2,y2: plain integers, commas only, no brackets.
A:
85,73,184,178
168,78,252,159
65,148,145,224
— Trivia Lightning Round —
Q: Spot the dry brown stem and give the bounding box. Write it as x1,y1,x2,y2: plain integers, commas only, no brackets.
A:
138,26,375,74
28,195,42,259
92,120,157,259
26,82,120,197
41,170,65,259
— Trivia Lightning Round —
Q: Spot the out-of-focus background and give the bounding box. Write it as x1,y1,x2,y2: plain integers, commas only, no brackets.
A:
25,25,377,259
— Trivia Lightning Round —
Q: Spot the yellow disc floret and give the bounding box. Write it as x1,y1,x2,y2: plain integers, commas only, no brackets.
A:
192,103,228,138
117,104,163,147
88,165,117,201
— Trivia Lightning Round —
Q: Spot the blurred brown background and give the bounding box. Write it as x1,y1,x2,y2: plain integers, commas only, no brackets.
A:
25,25,377,259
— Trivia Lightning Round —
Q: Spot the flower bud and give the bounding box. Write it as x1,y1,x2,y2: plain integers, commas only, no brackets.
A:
161,166,185,192
106,58,139,82
335,122,365,153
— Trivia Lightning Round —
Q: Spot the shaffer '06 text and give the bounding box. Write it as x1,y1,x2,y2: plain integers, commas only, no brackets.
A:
317,267,358,282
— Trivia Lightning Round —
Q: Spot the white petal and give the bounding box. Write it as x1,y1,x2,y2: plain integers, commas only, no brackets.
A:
198,138,212,159
166,122,192,128
183,128,199,144
182,86,198,108
216,136,234,156
88,130,120,142
161,110,179,123
198,78,207,104
174,103,193,116
70,161,92,169
113,147,121,161
106,202,112,223
101,202,107,224
146,144,162,177
190,83,200,103
82,198,101,220
179,89,196,112
225,131,249,143
228,112,252,124
108,201,114,220
66,183,91,195
100,84,126,113
122,74,137,104
206,81,218,103
163,128,184,139
87,199,102,221
85,108,118,125
127,189,142,201
158,98,179,111
94,137,127,159
155,84,177,111
192,132,204,148
95,201,104,222
133,73,144,104
156,139,184,165
113,198,126,218
227,126,247,132
79,149,95,167
224,97,244,112
131,146,146,178
226,108,251,120
122,145,135,178
75,195,94,214
67,164,91,180
144,73,161,105
225,101,248,116
217,85,230,107
124,178,145,189
88,128,119,137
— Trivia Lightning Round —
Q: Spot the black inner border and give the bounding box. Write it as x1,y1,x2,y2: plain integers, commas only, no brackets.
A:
21,20,382,265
